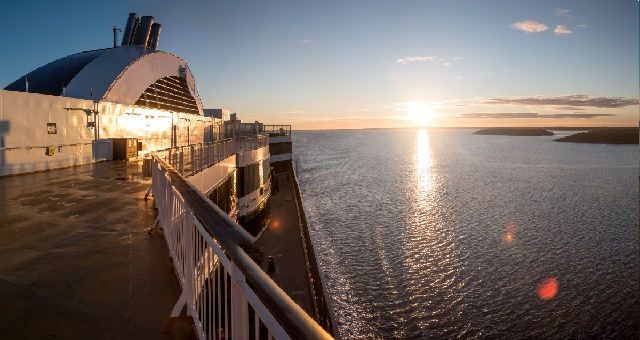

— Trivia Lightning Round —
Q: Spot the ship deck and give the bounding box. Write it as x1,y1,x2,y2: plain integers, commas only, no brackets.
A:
0,160,194,339
254,170,315,317
0,159,322,339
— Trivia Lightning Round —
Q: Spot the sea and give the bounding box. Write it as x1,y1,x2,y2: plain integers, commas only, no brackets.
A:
292,128,638,339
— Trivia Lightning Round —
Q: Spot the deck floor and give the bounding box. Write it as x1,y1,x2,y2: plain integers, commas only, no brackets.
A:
0,160,194,339
253,171,316,318
0,160,319,339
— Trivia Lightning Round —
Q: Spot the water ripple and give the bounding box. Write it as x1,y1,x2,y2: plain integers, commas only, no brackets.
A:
295,129,638,339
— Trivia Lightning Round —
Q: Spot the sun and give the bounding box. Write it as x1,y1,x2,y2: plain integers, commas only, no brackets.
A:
405,101,433,124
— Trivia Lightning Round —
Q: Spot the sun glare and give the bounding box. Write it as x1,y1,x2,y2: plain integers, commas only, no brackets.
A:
405,101,433,124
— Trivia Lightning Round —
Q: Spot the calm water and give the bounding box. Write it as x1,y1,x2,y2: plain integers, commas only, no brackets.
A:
293,128,638,339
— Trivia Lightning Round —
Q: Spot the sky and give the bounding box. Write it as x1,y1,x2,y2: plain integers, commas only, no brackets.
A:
0,0,638,129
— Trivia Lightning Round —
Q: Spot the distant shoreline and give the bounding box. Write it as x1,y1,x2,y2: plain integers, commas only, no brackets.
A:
473,128,554,136
554,127,638,144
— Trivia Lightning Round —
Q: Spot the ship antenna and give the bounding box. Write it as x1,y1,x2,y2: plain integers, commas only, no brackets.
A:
113,26,122,48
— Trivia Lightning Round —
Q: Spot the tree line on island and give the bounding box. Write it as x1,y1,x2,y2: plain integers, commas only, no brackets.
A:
473,127,638,144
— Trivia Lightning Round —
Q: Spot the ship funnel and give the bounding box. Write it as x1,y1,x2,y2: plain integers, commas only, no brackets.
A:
134,16,154,46
147,23,162,49
121,13,137,46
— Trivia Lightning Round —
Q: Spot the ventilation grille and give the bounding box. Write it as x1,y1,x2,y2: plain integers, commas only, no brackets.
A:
135,76,199,114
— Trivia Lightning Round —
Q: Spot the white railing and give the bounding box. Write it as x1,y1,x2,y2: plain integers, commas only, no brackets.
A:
236,134,269,153
150,154,331,340
263,125,291,138
151,134,268,178
153,138,237,176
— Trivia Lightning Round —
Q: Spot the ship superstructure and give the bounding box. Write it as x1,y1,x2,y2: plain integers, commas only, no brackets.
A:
0,13,335,339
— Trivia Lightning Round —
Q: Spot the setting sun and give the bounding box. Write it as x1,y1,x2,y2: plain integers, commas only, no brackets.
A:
403,101,434,124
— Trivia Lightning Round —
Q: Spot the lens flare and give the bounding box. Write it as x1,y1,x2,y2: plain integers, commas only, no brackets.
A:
502,231,514,243
502,221,516,244
270,219,281,233
537,277,558,300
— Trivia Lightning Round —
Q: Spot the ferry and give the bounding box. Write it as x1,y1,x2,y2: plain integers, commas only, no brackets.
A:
0,13,335,339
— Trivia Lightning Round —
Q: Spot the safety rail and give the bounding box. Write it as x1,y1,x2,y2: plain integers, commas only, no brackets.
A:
0,141,99,151
290,168,336,337
235,134,269,153
153,139,237,177
150,153,332,340
150,134,268,177
263,125,291,138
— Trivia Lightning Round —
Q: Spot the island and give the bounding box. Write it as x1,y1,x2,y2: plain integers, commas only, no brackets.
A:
473,128,555,136
554,127,638,144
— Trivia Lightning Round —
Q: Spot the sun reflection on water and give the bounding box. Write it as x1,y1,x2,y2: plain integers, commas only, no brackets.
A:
416,129,433,194
400,129,468,334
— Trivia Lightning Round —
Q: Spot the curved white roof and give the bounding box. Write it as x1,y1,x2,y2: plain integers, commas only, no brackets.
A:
64,45,203,114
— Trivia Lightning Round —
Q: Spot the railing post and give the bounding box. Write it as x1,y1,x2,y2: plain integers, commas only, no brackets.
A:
231,263,249,340
198,143,203,170
179,146,184,174
190,145,195,175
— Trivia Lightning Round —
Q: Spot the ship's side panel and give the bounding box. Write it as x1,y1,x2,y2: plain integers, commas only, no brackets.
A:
187,154,236,194
236,145,271,219
0,90,215,177
0,90,95,176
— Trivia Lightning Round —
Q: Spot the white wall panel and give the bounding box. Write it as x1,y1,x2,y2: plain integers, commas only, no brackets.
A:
1,90,214,176
187,155,236,194
236,146,269,167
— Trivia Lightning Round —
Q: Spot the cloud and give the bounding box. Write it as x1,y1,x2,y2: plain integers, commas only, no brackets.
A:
278,110,304,115
396,55,462,67
554,8,571,17
346,107,371,112
396,56,435,64
554,106,584,111
577,24,587,28
511,20,548,33
302,39,311,43
482,95,639,108
456,112,616,119
554,25,572,35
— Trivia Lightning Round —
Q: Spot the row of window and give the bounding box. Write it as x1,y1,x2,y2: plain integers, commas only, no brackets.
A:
237,158,270,197
207,173,236,215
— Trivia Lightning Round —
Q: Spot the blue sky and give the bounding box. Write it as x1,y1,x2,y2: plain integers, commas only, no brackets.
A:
0,1,637,129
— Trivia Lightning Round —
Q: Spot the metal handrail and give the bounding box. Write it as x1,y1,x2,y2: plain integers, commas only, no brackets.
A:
263,125,291,137
151,153,332,339
0,141,106,152
149,134,268,178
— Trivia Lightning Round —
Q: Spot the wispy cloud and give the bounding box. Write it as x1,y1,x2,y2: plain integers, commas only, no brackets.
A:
396,55,463,67
577,23,587,28
455,112,616,119
511,20,548,33
396,56,435,64
548,113,615,119
302,39,311,43
554,25,572,35
482,95,639,108
346,107,371,112
554,8,571,17
278,110,305,115
554,106,584,111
